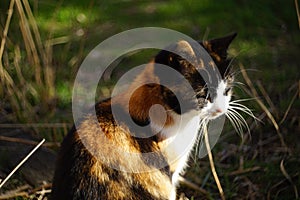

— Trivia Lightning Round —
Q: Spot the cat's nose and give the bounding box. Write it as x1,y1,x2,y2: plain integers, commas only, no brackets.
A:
211,108,222,117
215,108,222,113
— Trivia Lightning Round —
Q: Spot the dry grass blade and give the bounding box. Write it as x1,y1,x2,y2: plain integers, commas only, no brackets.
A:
298,80,300,98
0,123,71,128
256,80,278,118
0,139,45,188
22,0,46,64
4,0,56,122
239,63,288,150
29,183,52,195
13,45,36,114
0,184,30,200
15,0,41,82
14,46,26,85
178,176,209,195
280,160,299,199
267,173,299,200
0,0,15,87
0,0,15,61
279,86,298,125
0,0,25,120
36,189,52,200
228,166,260,176
0,135,60,147
23,0,55,98
203,124,225,200
295,0,300,29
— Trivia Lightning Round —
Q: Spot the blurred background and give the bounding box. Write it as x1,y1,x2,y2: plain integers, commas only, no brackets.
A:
0,0,299,199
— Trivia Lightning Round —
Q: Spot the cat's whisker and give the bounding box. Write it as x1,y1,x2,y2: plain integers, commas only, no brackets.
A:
227,69,242,77
225,113,241,135
229,68,259,77
229,101,260,122
225,97,259,136
229,104,255,118
194,117,209,159
231,81,246,88
233,81,245,86
228,108,250,131
230,98,257,103
224,52,241,77
227,112,243,135
230,82,248,92
225,111,245,136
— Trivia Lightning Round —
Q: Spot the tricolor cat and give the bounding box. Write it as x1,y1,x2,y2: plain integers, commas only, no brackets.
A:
51,33,250,200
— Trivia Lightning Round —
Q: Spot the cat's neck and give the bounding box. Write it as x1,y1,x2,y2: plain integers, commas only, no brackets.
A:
114,62,175,130
156,110,200,187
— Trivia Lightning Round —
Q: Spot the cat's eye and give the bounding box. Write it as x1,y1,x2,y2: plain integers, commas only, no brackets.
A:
224,87,231,96
206,94,211,102
195,87,207,98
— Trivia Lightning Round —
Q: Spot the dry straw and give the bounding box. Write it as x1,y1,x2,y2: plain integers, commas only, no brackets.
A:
0,0,56,122
203,123,225,200
0,139,45,188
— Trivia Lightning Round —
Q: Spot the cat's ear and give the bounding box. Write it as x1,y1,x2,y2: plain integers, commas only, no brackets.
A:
154,40,197,72
173,40,197,60
201,33,237,62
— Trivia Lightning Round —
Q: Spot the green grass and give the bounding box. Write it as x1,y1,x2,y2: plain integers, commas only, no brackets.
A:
0,0,299,199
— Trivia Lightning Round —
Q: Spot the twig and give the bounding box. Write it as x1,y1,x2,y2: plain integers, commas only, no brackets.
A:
203,124,225,200
0,139,45,188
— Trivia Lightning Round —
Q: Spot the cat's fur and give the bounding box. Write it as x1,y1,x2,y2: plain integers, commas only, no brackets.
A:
51,33,237,200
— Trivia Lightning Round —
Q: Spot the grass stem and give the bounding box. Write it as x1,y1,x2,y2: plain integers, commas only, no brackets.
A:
239,63,288,151
0,139,45,188
204,124,225,200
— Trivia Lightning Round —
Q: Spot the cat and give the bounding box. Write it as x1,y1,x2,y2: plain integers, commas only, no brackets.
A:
51,33,243,200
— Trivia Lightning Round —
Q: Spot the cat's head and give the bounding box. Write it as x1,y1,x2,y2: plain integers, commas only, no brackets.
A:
154,33,237,120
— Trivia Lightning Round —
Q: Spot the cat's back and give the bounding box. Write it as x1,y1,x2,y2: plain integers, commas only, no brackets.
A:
51,99,172,200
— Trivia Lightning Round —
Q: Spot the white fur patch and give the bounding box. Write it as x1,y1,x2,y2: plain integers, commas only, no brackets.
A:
152,80,232,198
202,80,231,119
154,110,200,187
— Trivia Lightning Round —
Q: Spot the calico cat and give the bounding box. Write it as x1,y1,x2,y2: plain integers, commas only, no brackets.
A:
51,33,240,200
